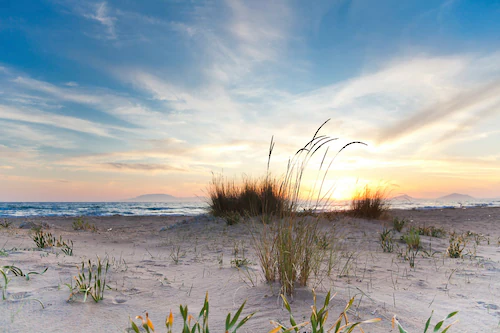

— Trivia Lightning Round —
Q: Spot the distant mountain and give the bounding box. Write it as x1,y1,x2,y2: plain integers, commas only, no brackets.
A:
437,193,474,201
391,194,415,201
124,194,202,202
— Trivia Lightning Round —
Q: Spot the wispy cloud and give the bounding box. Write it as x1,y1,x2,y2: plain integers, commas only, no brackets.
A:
0,104,115,137
82,2,117,40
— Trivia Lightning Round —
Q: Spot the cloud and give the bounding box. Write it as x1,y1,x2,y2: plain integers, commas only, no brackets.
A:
0,120,77,149
82,2,117,39
0,104,115,137
102,162,184,172
378,79,500,144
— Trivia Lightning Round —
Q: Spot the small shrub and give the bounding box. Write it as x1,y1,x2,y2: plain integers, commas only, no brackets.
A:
129,293,254,333
271,290,380,332
417,225,446,238
0,219,12,228
447,233,468,258
31,230,73,253
349,186,389,219
392,310,458,332
380,228,394,252
31,230,56,248
392,217,406,232
73,217,97,232
69,256,110,302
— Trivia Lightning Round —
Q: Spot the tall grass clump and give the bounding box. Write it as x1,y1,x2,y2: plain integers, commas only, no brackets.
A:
248,120,366,295
208,174,288,219
349,185,389,219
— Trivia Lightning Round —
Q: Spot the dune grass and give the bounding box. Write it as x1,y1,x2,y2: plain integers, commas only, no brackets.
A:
208,120,367,295
349,185,389,219
207,174,288,218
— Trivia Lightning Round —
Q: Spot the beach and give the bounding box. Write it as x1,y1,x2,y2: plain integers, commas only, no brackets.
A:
1,207,500,332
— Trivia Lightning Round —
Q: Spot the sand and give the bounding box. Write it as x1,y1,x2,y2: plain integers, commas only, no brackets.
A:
0,207,499,332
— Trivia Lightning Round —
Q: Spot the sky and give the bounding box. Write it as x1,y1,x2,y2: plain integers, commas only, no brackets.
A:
1,0,500,202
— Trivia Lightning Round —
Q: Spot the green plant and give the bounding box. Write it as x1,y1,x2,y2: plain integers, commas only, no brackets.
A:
447,233,468,258
31,230,56,248
417,225,446,238
130,293,254,333
61,240,74,256
69,256,110,302
392,217,406,232
392,310,458,333
380,228,394,252
392,217,408,232
1,265,47,301
72,217,97,232
349,186,389,219
402,228,420,268
270,290,380,332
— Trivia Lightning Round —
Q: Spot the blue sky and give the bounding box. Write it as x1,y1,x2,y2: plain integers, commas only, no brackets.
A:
1,0,500,201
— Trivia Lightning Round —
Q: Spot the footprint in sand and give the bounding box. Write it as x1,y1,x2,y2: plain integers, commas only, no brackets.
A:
112,295,130,304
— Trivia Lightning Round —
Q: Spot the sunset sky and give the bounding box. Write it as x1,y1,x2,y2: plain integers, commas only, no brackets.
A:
1,0,500,202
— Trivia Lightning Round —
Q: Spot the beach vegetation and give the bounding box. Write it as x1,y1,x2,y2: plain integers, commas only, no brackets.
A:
270,290,380,332
0,219,12,228
238,121,364,295
1,265,47,303
68,256,110,302
72,217,97,232
392,310,458,333
402,227,420,268
207,174,288,219
380,228,394,252
31,230,74,254
129,292,254,333
447,232,468,258
417,225,446,238
349,185,389,219
392,217,407,232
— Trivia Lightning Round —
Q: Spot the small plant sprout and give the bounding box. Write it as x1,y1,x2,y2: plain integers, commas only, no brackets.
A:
380,228,394,253
69,256,110,302
130,293,254,333
402,227,420,268
270,290,380,333
392,217,406,232
72,217,97,232
392,310,458,333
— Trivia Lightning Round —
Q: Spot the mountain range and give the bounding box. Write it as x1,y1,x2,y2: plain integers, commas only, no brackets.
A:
391,193,476,201
123,194,203,202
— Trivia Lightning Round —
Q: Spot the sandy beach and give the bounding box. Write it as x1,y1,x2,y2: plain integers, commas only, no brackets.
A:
1,207,500,332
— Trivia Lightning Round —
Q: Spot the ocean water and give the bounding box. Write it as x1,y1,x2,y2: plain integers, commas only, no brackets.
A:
0,199,498,218
0,202,209,217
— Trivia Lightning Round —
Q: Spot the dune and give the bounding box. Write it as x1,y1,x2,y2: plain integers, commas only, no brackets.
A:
1,208,500,332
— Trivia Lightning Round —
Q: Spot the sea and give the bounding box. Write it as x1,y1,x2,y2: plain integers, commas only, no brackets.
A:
0,198,499,218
